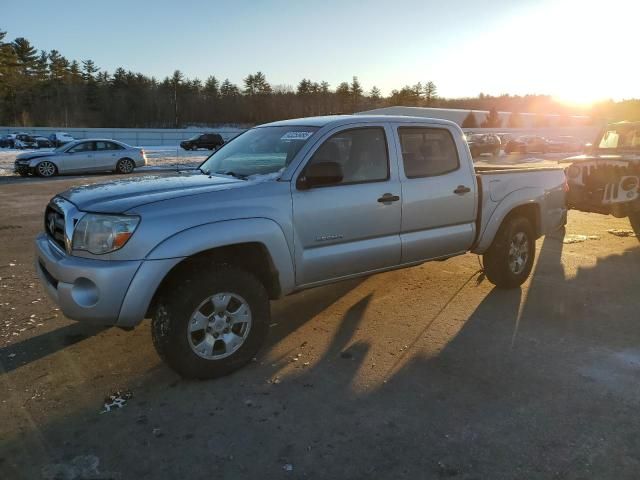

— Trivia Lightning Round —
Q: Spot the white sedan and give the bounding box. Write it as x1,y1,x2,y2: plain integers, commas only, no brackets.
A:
14,139,147,177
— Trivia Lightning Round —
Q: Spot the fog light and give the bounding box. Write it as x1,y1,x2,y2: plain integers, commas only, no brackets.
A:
71,277,99,307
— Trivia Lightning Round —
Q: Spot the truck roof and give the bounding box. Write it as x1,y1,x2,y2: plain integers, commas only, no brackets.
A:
261,114,460,129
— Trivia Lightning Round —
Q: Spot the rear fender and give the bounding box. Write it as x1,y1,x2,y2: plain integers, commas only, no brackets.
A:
473,187,563,254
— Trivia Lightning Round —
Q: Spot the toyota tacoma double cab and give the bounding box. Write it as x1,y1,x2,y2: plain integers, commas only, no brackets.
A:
563,121,640,233
35,115,567,378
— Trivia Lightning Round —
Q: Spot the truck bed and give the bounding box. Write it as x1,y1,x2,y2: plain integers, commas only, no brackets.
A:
475,165,565,174
471,164,567,253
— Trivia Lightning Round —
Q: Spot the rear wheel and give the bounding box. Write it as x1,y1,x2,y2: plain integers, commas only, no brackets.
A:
151,265,270,379
483,216,535,289
629,211,640,239
116,158,135,174
36,161,57,177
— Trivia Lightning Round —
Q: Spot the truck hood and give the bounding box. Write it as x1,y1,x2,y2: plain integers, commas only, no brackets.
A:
59,172,249,213
16,151,56,161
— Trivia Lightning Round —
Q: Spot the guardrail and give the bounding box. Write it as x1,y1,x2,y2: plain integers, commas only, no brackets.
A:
0,127,247,146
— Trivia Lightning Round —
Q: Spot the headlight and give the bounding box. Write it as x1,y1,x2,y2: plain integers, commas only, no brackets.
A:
72,213,140,254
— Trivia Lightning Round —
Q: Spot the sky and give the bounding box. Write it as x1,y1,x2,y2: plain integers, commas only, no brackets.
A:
3,0,638,104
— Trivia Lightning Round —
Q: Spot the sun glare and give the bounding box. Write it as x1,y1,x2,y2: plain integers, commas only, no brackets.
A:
436,0,637,105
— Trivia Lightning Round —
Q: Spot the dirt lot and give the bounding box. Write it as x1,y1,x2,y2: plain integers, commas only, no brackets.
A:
1,174,640,479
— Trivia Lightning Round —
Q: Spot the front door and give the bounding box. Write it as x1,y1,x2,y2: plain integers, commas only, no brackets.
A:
292,125,402,286
63,141,96,172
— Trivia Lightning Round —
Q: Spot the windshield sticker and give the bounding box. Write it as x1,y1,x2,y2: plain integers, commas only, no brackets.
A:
281,131,314,141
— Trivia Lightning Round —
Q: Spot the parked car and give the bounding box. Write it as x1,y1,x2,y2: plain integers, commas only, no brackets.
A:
35,136,54,149
0,135,14,148
34,115,567,378
504,135,549,154
15,134,39,149
14,139,147,177
180,133,224,151
466,133,501,158
564,121,640,232
546,136,583,153
49,132,75,147
496,133,515,149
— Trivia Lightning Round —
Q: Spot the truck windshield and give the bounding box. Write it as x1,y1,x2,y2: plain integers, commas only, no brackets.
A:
200,126,319,178
598,125,640,150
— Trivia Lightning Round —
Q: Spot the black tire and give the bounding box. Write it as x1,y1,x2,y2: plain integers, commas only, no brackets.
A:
483,216,535,289
36,161,58,177
629,211,640,239
116,158,135,174
151,265,270,379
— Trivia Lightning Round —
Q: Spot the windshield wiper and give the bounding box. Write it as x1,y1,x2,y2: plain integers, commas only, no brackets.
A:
214,170,248,180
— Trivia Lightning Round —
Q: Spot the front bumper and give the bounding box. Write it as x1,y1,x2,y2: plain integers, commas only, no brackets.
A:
35,233,183,327
14,162,31,175
35,233,142,325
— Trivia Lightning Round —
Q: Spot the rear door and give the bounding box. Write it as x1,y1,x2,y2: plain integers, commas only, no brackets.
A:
292,124,402,286
392,123,477,263
94,141,124,170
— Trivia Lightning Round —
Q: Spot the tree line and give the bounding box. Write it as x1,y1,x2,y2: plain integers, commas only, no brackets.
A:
1,29,638,128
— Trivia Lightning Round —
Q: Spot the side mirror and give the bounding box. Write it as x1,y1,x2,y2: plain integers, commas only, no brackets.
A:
297,161,343,190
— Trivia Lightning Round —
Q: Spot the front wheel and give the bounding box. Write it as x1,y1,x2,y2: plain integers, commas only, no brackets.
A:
36,161,57,177
483,216,535,289
116,158,135,174
151,265,270,379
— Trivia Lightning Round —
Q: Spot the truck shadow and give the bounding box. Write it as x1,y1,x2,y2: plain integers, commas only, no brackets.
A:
0,323,105,374
3,233,640,479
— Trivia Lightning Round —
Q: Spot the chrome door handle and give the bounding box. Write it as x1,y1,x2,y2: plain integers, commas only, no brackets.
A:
377,193,400,203
454,185,471,195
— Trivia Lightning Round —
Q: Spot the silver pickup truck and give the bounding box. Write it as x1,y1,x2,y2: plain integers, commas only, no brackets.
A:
35,115,567,378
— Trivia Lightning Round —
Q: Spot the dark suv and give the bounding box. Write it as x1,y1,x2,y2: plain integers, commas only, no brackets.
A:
466,133,501,158
180,133,224,151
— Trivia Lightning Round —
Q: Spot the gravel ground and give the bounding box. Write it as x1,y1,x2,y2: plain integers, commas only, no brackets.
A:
1,174,640,479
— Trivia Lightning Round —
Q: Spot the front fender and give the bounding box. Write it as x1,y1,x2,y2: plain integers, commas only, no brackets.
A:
146,217,296,294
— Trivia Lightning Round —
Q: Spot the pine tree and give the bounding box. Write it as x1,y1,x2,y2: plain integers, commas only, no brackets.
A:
11,37,38,76
462,111,478,128
220,79,239,97
204,76,219,98
481,107,501,128
350,76,363,110
424,81,437,106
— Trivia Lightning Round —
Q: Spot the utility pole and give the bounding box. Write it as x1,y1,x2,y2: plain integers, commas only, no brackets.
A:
173,80,179,129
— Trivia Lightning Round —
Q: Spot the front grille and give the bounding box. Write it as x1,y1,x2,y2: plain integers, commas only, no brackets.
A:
45,204,66,251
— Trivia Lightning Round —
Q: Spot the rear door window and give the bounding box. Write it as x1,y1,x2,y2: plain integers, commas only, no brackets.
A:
398,127,459,178
68,142,95,153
